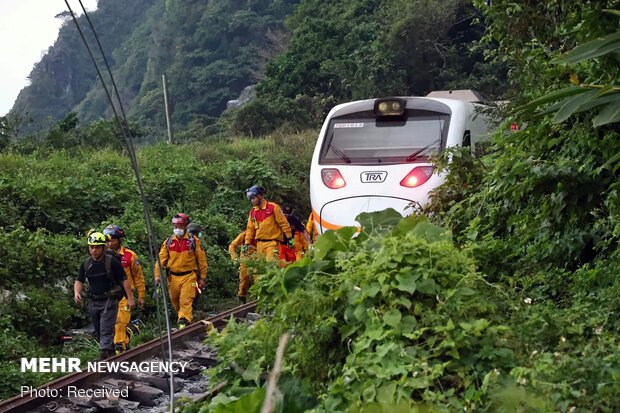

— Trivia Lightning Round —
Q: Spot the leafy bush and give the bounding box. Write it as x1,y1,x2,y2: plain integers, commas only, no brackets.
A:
417,3,620,410
0,315,63,400
201,212,517,412
226,95,327,137
7,288,78,344
0,127,317,399
0,226,82,287
0,151,132,233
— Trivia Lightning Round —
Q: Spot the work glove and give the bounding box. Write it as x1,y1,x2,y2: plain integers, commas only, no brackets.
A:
286,238,295,248
241,244,250,253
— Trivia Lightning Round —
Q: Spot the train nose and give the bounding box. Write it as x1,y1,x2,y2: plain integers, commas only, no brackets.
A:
318,196,418,231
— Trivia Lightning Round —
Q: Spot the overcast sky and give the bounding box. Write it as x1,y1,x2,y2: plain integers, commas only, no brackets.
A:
0,0,98,116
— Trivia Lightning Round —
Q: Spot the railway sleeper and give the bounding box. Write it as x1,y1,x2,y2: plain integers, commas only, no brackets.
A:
1,302,258,413
31,344,218,412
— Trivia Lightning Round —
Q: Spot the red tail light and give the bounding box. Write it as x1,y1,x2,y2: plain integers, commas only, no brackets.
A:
321,168,346,189
400,166,434,188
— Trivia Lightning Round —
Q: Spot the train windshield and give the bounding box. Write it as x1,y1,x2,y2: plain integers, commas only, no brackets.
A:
319,109,451,165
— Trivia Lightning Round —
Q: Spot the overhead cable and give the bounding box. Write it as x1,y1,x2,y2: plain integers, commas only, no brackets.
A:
63,1,176,410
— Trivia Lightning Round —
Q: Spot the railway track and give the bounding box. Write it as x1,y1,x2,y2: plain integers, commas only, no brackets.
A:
0,301,258,413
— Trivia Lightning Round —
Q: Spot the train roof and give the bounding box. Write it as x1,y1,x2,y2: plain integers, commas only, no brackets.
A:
425,89,486,103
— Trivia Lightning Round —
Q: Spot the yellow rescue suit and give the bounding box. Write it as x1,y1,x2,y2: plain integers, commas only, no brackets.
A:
114,246,145,351
229,231,256,299
244,199,292,262
155,233,207,323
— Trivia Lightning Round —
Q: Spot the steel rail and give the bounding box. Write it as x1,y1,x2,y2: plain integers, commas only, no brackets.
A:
0,301,257,413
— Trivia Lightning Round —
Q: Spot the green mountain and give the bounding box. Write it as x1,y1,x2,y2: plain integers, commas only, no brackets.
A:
9,0,505,138
10,0,299,136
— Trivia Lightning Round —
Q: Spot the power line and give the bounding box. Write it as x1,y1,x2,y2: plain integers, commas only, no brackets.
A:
63,1,176,410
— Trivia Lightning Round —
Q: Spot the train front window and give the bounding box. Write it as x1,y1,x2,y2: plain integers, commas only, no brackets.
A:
320,109,450,165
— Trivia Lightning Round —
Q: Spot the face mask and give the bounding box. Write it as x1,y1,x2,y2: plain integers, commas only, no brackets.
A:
173,228,185,237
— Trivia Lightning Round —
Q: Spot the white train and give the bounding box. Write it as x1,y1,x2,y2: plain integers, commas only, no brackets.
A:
309,90,494,234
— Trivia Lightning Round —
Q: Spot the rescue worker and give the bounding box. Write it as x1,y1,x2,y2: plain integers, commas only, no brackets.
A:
306,212,319,242
103,224,146,354
228,230,256,304
154,213,207,329
74,231,134,360
244,185,293,263
283,205,311,260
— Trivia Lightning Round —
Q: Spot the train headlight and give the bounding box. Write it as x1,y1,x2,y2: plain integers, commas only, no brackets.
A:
374,98,405,116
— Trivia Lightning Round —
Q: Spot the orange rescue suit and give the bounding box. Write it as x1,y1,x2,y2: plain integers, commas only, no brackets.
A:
114,246,146,350
229,231,256,299
306,212,319,241
245,199,292,261
154,233,207,323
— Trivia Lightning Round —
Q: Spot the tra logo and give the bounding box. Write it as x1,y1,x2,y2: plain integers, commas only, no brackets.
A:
360,171,387,183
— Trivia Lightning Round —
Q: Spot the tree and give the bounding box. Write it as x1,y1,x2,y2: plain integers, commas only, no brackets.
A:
0,116,10,151
516,9,620,128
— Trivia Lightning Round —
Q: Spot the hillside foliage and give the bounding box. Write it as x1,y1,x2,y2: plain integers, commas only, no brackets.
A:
1,0,619,410
9,0,299,136
7,0,504,138
0,126,316,399
181,2,620,412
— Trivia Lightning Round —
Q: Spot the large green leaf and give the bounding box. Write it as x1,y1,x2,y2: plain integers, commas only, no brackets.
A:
552,32,620,64
410,221,452,243
391,214,428,236
593,95,620,126
416,278,437,295
516,86,586,113
213,387,266,413
313,226,357,260
375,383,397,405
281,259,331,295
604,8,620,17
395,272,419,293
567,89,620,114
552,89,599,123
357,209,404,234
383,309,402,328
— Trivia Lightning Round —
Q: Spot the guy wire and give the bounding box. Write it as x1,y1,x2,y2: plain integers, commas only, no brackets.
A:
63,1,176,410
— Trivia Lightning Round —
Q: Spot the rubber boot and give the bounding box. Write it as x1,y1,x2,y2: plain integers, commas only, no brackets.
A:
115,343,125,355
239,296,247,304
178,317,189,329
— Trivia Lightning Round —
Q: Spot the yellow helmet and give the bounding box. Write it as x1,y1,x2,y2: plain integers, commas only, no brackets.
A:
87,231,108,246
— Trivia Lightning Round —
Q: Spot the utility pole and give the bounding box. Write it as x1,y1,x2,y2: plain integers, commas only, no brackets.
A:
162,74,174,144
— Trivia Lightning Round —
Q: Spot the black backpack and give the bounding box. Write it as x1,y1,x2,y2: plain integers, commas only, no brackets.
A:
84,250,126,299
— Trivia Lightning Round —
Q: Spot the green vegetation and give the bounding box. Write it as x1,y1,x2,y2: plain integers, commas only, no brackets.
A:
231,0,506,136
196,214,514,412
0,0,619,410
181,2,620,413
0,126,315,399
8,0,503,138
9,0,300,136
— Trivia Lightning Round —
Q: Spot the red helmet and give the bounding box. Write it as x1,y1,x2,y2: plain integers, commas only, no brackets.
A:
172,213,191,225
